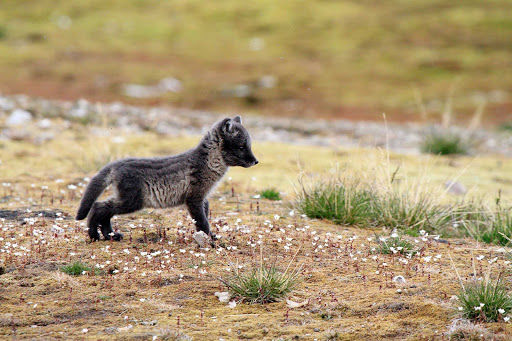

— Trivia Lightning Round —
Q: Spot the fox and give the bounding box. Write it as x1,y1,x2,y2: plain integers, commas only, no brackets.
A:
75,116,258,242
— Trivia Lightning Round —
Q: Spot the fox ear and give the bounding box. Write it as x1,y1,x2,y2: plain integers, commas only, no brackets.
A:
222,118,236,135
233,116,242,124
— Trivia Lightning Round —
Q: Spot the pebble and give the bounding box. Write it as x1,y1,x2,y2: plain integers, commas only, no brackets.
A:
392,275,406,284
6,109,32,126
444,180,467,195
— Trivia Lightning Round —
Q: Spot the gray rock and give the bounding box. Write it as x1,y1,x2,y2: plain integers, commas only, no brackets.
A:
0,97,15,112
141,320,158,326
6,109,32,127
392,275,406,284
69,99,91,118
159,77,182,93
444,180,467,195
38,119,52,129
103,327,118,334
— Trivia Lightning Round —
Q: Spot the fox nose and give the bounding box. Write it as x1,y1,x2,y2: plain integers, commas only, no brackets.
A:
254,160,259,165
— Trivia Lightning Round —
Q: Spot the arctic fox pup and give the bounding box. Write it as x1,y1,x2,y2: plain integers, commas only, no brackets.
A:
75,116,258,242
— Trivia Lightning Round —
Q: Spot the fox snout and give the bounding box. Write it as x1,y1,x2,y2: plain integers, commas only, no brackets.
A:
248,158,259,167
243,152,259,167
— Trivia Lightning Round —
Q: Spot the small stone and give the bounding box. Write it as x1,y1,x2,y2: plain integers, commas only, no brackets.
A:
103,327,118,334
313,328,320,332
444,180,467,195
214,291,231,303
6,109,32,127
38,118,52,129
0,97,15,111
141,320,158,326
392,275,406,284
193,231,209,247
69,99,91,118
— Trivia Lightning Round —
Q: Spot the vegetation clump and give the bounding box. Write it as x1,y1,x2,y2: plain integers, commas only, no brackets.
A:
60,261,92,276
420,131,469,155
260,188,282,201
297,175,445,233
297,179,375,226
457,275,512,323
462,196,512,246
221,263,302,304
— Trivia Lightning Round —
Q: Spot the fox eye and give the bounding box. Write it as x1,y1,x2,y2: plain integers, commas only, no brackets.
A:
239,146,245,150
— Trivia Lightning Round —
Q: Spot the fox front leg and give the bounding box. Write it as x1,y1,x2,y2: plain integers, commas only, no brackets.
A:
186,197,212,237
202,199,218,241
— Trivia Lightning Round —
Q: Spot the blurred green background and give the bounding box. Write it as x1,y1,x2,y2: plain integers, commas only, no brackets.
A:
1,0,511,124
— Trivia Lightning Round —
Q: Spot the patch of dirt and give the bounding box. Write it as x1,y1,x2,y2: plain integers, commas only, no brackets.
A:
0,209,70,221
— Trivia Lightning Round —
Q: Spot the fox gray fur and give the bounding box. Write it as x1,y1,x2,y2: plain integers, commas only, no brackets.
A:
75,116,258,242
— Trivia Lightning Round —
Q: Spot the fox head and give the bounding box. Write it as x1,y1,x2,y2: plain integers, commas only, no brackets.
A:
218,116,258,168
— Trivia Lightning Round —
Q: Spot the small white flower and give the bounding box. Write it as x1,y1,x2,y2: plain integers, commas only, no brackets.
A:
476,255,484,261
228,301,237,309
274,214,280,220
504,316,510,322
82,328,88,333
458,307,463,311
498,309,505,314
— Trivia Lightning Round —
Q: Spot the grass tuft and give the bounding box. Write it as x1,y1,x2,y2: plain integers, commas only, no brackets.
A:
457,274,512,323
297,174,446,233
221,263,302,304
297,178,375,226
60,261,92,276
421,131,469,155
260,188,282,201
373,186,445,232
498,122,512,132
462,195,512,246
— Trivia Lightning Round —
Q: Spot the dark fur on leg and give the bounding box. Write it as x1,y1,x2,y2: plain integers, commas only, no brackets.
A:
187,197,211,237
88,200,128,241
87,203,102,241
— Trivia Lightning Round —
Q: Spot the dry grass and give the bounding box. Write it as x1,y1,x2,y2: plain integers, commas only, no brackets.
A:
1,120,512,339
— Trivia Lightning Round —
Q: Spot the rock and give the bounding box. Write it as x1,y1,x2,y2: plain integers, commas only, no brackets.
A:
392,275,406,284
69,99,91,118
103,327,118,334
0,97,15,112
6,109,32,127
444,180,467,195
159,78,182,93
141,320,158,326
193,231,209,247
257,75,276,88
286,299,309,308
117,324,133,332
214,291,231,303
38,119,52,129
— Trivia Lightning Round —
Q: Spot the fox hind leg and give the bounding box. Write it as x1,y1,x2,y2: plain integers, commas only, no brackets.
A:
87,199,123,241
